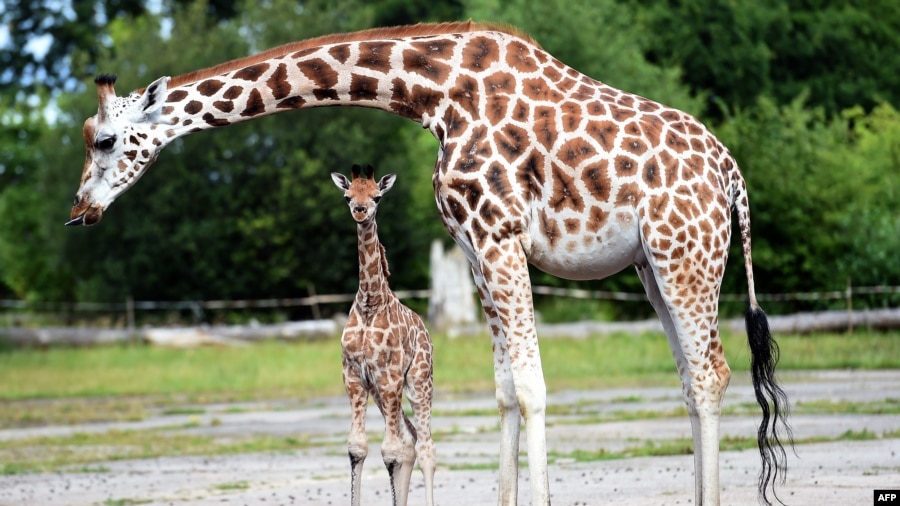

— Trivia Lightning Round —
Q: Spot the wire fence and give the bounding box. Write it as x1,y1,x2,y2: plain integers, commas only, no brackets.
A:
1,285,897,313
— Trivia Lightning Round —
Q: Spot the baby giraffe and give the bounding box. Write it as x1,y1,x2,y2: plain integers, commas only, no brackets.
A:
331,164,436,506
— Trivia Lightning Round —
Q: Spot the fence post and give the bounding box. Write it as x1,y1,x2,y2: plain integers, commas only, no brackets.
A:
126,295,136,341
846,277,854,334
307,283,322,320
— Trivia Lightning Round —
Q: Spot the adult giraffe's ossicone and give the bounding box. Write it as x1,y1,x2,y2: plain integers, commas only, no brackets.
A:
68,21,792,505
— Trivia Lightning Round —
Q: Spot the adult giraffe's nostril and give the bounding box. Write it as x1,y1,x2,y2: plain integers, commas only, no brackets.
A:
73,195,81,206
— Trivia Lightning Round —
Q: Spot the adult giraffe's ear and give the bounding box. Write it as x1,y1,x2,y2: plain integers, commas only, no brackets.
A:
378,173,397,194
130,76,170,122
331,172,351,191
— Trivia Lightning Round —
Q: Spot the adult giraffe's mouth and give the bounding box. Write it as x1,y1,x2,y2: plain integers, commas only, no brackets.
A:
65,204,104,226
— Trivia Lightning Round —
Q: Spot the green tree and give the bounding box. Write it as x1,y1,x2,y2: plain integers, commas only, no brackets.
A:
0,94,76,302
0,0,241,93
715,98,900,311
635,0,900,117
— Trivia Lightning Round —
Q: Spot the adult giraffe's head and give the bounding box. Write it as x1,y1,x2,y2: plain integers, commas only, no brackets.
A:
67,74,172,226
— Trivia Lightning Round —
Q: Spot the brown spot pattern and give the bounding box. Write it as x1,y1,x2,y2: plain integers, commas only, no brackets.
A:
486,95,509,123
349,74,379,101
486,163,514,203
517,152,545,201
403,48,451,84
523,77,562,102
233,63,270,81
581,161,611,201
241,88,265,116
505,41,538,72
586,120,617,152
559,137,596,166
184,100,202,115
358,41,394,73
213,100,234,112
479,199,504,226
223,86,242,100
197,79,224,97
494,124,529,162
328,44,351,64
166,90,189,103
461,36,500,72
550,163,584,213
450,74,479,118
615,181,640,206
484,71,515,95
297,58,339,90
538,209,561,249
614,154,638,177
533,106,557,151
267,63,291,100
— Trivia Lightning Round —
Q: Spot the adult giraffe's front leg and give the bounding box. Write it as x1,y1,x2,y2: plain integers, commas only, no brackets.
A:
471,237,550,506
470,266,521,505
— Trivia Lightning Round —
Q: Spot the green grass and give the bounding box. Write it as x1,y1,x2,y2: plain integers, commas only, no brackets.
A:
0,329,898,476
0,427,317,475
0,330,898,426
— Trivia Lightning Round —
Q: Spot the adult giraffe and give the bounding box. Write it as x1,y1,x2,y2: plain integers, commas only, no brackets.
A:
67,21,791,505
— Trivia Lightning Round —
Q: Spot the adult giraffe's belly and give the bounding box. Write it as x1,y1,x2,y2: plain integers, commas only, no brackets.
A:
524,207,643,281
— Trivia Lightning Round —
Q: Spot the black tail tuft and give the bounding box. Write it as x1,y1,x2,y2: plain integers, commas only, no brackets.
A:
746,305,794,505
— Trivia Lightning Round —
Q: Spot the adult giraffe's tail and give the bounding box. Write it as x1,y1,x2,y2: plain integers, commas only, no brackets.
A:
731,165,793,505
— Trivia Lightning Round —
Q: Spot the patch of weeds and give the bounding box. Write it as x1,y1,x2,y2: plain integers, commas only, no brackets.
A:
444,461,507,471
161,407,206,416
103,498,152,506
70,465,111,473
836,428,879,441
431,407,498,418
550,408,689,426
0,429,319,475
610,395,645,403
0,398,149,429
882,428,900,439
794,398,900,416
0,462,32,475
214,480,249,490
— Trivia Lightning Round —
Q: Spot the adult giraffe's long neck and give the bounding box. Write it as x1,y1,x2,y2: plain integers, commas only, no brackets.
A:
158,23,487,141
355,219,391,314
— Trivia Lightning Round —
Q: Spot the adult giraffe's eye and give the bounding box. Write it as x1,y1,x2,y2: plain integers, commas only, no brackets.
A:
95,136,116,151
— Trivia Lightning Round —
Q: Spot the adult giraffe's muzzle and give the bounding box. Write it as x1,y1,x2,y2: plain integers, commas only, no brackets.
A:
66,197,104,226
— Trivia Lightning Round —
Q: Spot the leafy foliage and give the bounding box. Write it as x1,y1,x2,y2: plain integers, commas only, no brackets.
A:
635,0,900,117
716,98,900,310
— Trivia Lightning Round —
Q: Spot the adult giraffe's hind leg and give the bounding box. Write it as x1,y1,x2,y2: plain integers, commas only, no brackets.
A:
637,261,731,506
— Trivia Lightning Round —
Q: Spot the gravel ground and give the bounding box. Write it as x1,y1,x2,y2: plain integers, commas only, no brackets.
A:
2,369,899,506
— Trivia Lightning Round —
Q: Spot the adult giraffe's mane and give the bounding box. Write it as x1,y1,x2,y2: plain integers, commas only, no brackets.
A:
149,21,537,92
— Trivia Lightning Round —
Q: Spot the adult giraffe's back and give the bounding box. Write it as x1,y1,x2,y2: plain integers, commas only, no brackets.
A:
68,21,791,505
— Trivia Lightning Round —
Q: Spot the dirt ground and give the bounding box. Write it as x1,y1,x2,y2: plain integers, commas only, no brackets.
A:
2,369,899,506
